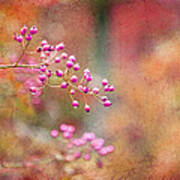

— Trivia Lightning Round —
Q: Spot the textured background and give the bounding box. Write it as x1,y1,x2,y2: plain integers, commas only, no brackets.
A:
0,0,180,179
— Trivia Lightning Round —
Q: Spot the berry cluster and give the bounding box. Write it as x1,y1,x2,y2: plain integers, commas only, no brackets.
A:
50,123,114,167
13,25,114,112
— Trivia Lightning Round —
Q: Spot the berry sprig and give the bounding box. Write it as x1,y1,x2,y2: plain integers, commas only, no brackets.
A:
1,25,115,112
50,123,115,167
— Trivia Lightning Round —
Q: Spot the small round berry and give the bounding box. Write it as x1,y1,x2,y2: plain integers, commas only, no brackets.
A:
84,104,90,112
17,35,23,43
41,40,48,46
70,89,75,95
92,87,99,94
61,52,68,59
42,44,50,51
98,147,108,156
83,154,91,161
40,53,46,59
106,145,115,153
66,61,73,68
13,33,17,40
50,129,59,138
54,56,61,63
20,25,28,36
84,68,90,74
96,160,103,168
109,85,115,92
101,96,108,102
83,86,89,93
72,100,79,108
46,70,52,78
61,82,68,89
91,138,105,150
86,75,92,82
69,55,76,62
29,25,38,35
82,132,96,141
103,100,112,107
78,85,83,91
56,70,63,77
40,65,47,72
102,79,108,86
29,86,37,94
63,131,73,139
39,74,46,82
59,123,68,132
71,75,78,83
25,34,32,41
73,63,80,71
56,42,64,51
67,125,75,133
36,47,42,53
104,85,110,92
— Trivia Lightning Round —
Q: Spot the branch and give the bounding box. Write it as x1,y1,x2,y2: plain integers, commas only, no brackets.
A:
0,63,40,69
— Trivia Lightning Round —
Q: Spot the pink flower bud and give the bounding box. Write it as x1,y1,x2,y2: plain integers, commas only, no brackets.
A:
56,42,64,51
101,96,108,102
73,63,80,71
54,56,61,63
74,151,81,159
56,70,63,77
71,75,78,83
83,86,89,93
17,35,23,43
42,44,51,51
106,145,115,153
67,125,75,133
86,75,92,82
61,82,68,89
98,147,108,156
92,87,99,94
104,85,110,92
69,55,76,62
82,132,95,141
66,60,73,68
103,100,112,107
91,138,105,150
84,104,90,112
29,87,37,94
102,79,108,86
83,154,91,161
46,70,52,78
25,34,32,41
72,100,79,108
96,160,103,168
50,129,59,138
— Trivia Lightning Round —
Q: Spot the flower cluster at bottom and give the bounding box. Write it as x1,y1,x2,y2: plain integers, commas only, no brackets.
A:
50,124,114,168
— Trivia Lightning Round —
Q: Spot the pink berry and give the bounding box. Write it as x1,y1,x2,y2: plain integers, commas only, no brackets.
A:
70,89,75,95
39,74,46,82
98,147,108,156
84,68,90,74
82,132,95,141
20,25,28,36
73,63,80,71
56,70,63,77
29,25,38,35
86,75,92,82
42,44,50,51
61,82,68,89
102,79,108,86
104,85,110,92
78,85,83,91
109,85,115,92
69,55,76,62
83,154,91,161
91,138,105,150
66,60,73,68
96,160,103,168
101,96,108,102
63,131,73,139
84,104,90,112
17,35,23,43
50,129,59,138
106,145,115,153
40,53,46,59
83,86,89,93
61,52,68,59
25,34,32,41
29,86,37,93
13,33,17,40
55,56,61,63
71,75,78,83
41,40,48,46
40,65,47,72
56,42,64,51
103,100,112,107
72,100,79,108
92,87,99,94
46,70,52,78
59,124,68,132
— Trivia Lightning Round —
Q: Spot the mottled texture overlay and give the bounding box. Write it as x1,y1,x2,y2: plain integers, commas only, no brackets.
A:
0,0,180,179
